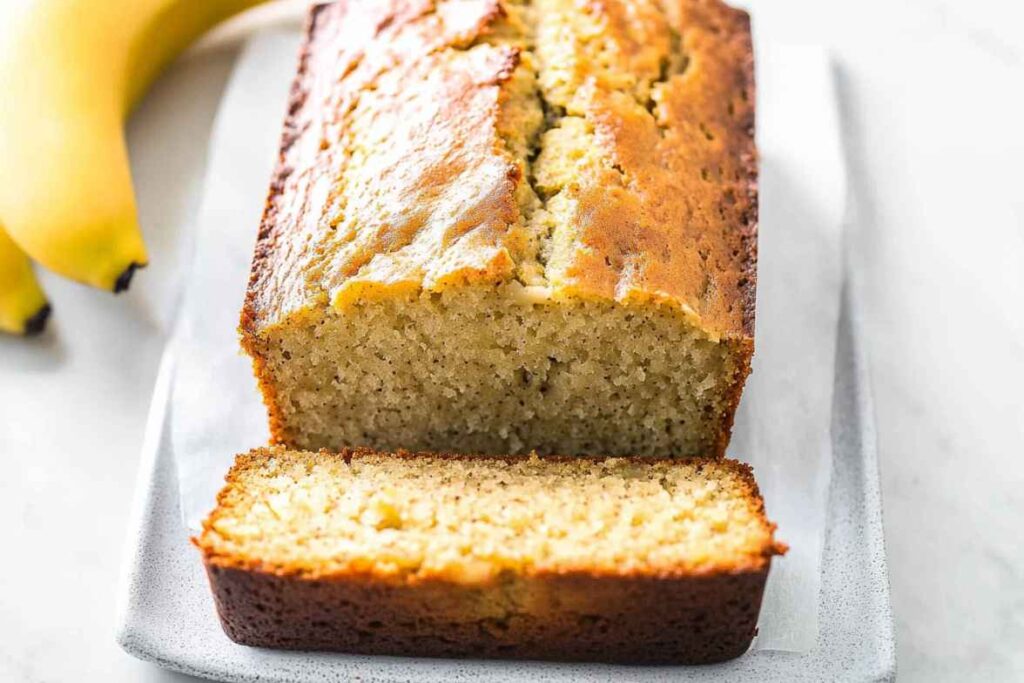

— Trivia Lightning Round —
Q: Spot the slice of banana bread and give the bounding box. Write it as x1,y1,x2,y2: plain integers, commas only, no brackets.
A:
241,0,757,458
195,447,784,664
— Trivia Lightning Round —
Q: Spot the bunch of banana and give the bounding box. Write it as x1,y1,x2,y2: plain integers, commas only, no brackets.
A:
0,0,267,335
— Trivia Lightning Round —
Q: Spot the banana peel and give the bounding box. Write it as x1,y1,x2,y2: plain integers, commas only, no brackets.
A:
0,226,50,335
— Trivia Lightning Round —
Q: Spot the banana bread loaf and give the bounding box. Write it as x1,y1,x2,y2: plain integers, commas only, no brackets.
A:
241,0,757,458
196,447,783,663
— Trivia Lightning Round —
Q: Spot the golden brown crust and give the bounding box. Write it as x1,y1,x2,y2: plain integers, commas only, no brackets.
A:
538,0,757,338
240,0,525,336
241,0,757,340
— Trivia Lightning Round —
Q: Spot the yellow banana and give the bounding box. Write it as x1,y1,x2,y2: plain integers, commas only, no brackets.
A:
0,226,50,336
0,0,267,292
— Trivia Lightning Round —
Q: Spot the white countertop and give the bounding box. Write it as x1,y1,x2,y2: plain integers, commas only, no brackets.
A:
0,1,1021,681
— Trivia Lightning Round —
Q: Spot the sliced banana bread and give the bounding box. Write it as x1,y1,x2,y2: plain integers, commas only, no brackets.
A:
195,448,783,663
241,0,757,458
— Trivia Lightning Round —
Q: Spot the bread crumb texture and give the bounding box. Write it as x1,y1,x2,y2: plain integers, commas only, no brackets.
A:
197,448,781,583
242,0,756,458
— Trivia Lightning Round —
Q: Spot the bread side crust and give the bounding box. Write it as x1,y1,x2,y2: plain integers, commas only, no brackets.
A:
716,336,754,457
238,4,330,447
202,559,770,664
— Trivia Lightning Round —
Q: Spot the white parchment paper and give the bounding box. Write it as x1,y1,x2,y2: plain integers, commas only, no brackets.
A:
170,30,844,653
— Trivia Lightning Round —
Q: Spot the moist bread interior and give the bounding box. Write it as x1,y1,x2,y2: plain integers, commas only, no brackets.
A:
264,285,746,455
200,449,777,581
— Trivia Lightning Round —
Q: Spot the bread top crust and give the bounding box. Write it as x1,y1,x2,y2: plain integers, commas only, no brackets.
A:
195,447,784,584
242,0,756,343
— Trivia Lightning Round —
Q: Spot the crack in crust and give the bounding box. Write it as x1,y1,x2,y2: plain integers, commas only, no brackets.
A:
242,0,757,342
520,0,757,337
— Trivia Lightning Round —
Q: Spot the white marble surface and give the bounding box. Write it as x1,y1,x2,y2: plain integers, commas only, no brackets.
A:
0,1,1020,681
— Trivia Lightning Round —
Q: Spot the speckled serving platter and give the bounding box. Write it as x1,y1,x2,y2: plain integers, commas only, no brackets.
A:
115,278,894,683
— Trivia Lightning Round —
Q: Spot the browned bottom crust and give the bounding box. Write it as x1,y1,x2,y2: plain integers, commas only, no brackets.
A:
204,562,769,664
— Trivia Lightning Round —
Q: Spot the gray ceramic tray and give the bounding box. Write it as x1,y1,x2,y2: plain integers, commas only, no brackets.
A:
114,279,895,682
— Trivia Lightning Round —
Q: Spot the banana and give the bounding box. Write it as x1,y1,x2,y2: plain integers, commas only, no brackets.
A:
0,0,267,292
0,226,50,336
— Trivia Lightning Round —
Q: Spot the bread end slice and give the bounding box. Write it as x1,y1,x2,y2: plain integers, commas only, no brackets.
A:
195,447,784,664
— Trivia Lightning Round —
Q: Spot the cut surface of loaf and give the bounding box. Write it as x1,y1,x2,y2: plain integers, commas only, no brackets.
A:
242,0,757,458
196,447,783,663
